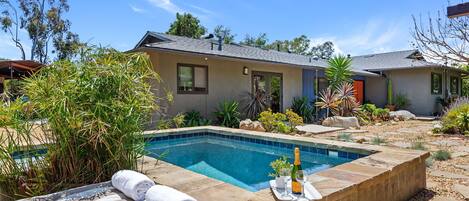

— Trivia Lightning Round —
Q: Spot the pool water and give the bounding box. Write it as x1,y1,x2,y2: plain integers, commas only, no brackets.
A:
145,132,360,192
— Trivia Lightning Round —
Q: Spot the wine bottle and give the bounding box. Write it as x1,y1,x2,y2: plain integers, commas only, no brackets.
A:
291,147,304,194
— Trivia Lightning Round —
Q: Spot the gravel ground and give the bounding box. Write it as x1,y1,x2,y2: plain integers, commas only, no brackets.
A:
311,120,469,201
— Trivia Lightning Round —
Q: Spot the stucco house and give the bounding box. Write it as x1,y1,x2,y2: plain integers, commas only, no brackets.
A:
132,31,467,119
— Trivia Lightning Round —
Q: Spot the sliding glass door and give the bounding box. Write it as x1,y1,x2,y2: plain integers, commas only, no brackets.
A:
252,71,283,112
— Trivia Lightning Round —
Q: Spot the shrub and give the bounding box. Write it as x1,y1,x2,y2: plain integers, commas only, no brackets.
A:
0,49,165,199
156,113,185,130
411,141,427,150
335,82,359,116
394,93,410,110
172,113,185,128
371,135,386,145
184,110,211,127
277,122,292,134
214,100,240,128
432,150,451,161
315,87,340,118
259,109,286,132
337,133,352,142
285,109,303,131
291,97,314,123
372,108,390,121
440,101,469,134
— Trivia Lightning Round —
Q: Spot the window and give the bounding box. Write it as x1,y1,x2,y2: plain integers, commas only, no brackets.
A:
431,72,442,94
317,78,328,94
177,63,208,94
450,76,459,95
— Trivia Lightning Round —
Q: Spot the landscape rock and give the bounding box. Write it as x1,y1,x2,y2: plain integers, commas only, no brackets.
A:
453,184,469,199
429,170,469,179
430,140,461,147
239,119,266,132
389,110,416,120
322,116,360,128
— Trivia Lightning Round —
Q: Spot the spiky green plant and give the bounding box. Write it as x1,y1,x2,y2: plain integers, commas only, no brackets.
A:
325,55,353,89
214,100,241,128
291,96,314,123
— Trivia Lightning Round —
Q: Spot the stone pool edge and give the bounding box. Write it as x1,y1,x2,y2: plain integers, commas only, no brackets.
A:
144,126,430,201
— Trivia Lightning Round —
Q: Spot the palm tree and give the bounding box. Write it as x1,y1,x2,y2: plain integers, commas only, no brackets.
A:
325,55,353,89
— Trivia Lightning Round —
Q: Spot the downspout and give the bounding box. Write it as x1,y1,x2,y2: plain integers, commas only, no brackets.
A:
314,69,318,119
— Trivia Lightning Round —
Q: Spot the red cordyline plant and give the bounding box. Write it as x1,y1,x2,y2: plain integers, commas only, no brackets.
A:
316,82,359,118
315,87,340,118
335,82,359,116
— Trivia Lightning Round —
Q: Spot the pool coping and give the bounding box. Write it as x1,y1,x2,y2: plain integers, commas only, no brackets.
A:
143,126,430,201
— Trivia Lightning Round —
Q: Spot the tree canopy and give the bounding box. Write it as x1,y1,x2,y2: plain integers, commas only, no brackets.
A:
0,0,83,63
167,13,207,39
240,33,269,48
213,25,235,44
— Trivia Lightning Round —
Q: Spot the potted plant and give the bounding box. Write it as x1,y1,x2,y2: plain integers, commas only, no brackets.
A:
269,156,292,188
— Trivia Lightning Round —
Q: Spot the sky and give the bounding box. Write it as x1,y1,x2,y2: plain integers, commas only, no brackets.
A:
0,0,462,60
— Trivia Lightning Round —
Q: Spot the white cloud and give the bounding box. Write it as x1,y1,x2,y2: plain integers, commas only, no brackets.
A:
147,0,184,14
0,33,30,60
130,4,146,13
309,19,409,56
189,4,216,16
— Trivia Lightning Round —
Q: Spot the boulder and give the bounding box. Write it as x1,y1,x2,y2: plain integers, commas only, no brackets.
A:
322,116,360,128
389,110,416,120
239,119,266,132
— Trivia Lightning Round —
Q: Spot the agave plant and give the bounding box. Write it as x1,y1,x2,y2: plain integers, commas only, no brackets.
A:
291,96,314,123
242,91,269,119
214,100,241,128
325,55,353,90
335,82,359,116
315,87,341,118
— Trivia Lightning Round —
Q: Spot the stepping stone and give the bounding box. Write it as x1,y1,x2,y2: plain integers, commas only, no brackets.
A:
456,146,469,153
452,152,469,158
453,184,469,199
432,196,459,201
454,164,469,171
429,170,469,179
391,141,412,148
429,140,461,147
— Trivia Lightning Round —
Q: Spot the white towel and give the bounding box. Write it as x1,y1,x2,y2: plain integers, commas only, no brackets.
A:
111,170,155,201
145,185,197,201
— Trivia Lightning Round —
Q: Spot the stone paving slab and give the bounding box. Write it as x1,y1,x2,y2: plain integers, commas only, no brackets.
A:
429,170,469,179
295,124,345,134
453,184,469,199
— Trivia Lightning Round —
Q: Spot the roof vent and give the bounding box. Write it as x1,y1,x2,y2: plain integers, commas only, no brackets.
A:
203,34,214,39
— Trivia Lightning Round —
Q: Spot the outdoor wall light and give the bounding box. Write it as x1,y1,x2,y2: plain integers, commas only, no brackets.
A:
243,66,249,75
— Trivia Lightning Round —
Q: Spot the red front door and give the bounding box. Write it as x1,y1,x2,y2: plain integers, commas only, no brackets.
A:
353,80,364,104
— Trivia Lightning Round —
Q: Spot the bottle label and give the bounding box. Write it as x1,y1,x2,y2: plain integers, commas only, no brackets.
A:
292,181,302,194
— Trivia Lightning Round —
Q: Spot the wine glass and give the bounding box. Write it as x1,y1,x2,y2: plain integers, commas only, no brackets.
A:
279,168,291,198
296,174,308,201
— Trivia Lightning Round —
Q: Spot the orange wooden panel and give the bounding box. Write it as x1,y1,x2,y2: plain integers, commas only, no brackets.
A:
353,80,364,104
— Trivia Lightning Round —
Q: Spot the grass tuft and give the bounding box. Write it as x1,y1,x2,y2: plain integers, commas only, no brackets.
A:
371,135,386,145
432,150,451,161
337,133,352,142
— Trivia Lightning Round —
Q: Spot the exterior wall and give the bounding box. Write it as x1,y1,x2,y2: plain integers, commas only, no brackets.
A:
144,50,303,121
364,76,387,107
382,68,462,116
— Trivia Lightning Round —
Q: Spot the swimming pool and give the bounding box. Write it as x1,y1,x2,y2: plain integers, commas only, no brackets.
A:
145,132,366,192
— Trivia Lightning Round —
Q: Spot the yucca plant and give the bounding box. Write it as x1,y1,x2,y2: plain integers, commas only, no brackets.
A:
315,88,341,118
214,100,241,128
242,91,269,120
325,55,353,90
291,96,314,123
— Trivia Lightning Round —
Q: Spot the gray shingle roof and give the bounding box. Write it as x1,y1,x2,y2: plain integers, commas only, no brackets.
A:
351,50,441,70
134,32,466,76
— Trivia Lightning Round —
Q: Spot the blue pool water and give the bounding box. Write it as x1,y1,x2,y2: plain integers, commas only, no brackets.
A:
145,132,365,192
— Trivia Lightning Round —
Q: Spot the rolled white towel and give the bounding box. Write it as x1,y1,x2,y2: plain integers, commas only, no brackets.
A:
145,185,197,201
111,170,155,201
